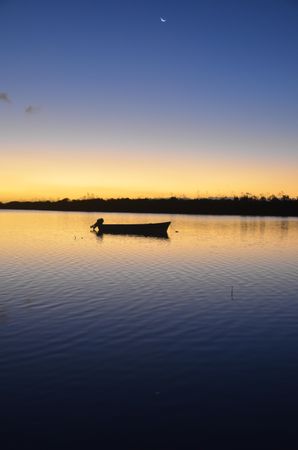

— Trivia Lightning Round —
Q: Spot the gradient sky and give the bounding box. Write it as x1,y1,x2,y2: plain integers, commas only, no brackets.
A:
0,0,297,200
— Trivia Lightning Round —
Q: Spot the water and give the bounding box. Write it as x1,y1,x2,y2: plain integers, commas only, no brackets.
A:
0,210,297,449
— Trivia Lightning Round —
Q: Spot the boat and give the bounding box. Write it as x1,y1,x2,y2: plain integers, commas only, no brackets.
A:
91,219,170,237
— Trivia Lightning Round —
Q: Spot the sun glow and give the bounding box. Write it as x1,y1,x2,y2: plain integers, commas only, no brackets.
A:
1,147,297,202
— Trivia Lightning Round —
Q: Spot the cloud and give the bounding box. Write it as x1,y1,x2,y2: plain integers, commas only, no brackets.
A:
0,92,11,103
25,105,40,114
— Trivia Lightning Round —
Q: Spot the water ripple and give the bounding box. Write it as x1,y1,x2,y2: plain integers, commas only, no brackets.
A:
1,211,298,448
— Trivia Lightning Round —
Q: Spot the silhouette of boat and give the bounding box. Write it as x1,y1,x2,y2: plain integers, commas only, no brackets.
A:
95,221,171,236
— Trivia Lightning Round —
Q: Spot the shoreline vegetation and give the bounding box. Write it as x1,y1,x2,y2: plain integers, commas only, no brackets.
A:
0,195,298,217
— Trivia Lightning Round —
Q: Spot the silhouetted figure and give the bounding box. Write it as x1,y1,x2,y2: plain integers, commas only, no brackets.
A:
90,218,104,231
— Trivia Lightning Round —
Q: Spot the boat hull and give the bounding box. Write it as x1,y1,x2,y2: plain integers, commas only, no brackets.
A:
97,221,170,236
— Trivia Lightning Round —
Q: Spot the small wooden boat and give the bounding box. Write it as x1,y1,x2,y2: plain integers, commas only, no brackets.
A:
91,218,170,236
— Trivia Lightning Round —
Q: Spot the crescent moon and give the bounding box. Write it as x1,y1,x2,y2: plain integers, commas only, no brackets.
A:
160,17,166,22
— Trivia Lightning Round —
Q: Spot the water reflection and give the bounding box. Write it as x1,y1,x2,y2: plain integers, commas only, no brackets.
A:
93,230,169,240
0,211,298,449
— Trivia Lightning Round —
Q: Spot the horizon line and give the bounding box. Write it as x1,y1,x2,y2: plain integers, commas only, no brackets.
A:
1,193,298,203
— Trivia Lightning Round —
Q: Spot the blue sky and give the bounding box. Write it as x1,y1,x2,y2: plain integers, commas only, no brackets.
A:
0,0,297,199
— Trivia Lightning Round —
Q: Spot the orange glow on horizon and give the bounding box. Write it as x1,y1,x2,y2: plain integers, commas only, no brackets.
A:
1,147,297,202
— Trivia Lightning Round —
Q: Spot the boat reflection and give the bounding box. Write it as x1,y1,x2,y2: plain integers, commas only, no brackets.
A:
93,230,169,240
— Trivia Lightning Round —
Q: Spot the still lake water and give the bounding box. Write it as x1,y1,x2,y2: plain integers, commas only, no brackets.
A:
0,210,298,449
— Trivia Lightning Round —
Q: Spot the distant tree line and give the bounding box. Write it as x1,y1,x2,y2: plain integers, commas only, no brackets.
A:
0,195,297,216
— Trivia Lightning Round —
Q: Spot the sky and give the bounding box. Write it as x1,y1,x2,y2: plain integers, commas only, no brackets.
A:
0,0,297,201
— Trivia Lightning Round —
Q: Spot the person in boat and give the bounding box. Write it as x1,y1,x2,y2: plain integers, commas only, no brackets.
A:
90,218,104,231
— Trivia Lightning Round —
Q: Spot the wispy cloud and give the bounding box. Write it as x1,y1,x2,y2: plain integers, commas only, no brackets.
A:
25,105,40,114
0,92,11,103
